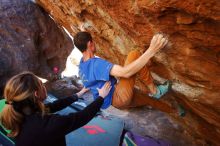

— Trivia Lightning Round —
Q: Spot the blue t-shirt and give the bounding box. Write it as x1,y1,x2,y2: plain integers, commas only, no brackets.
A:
79,57,117,109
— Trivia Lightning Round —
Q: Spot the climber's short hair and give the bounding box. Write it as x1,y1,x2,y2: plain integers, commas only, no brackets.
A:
74,31,92,52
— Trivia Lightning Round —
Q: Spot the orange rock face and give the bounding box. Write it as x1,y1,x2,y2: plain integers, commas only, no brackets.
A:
36,0,220,145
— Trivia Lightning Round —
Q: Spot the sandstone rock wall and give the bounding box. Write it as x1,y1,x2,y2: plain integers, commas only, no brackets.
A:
0,0,73,94
36,0,220,145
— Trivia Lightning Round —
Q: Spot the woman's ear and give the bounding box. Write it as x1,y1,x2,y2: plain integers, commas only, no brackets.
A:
34,91,39,99
34,90,45,101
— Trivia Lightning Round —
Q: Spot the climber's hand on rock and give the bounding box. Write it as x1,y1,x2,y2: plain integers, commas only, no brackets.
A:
79,23,86,31
148,33,168,55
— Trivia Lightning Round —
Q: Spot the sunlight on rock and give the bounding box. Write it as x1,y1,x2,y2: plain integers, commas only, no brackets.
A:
61,47,82,78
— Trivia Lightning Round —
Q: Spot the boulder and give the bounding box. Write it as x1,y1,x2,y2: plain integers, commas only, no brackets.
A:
0,0,73,94
35,0,220,145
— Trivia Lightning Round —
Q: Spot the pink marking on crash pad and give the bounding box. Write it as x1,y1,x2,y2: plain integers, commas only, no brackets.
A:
87,129,98,134
83,125,106,135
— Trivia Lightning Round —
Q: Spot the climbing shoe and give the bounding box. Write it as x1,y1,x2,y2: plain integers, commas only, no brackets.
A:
149,81,172,99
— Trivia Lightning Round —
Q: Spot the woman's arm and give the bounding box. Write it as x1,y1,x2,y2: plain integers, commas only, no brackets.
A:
45,82,111,136
45,94,78,113
46,87,89,113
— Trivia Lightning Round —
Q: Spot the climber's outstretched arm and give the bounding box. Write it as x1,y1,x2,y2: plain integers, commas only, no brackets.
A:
110,34,168,78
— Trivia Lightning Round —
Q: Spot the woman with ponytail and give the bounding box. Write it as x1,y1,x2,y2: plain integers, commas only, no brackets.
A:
0,72,111,146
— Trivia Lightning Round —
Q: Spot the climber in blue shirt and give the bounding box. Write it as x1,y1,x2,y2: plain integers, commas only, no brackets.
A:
75,31,172,111
79,57,116,109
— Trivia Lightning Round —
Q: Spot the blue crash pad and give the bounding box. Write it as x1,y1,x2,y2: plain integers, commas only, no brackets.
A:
47,94,124,146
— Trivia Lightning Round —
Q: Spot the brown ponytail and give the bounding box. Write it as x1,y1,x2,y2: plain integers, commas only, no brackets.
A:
1,104,23,137
0,72,46,137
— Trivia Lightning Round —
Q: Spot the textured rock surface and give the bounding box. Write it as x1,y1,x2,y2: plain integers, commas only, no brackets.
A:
0,0,73,94
36,0,220,145
45,76,82,98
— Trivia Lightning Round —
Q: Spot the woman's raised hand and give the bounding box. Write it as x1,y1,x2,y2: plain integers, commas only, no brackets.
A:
97,81,112,98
